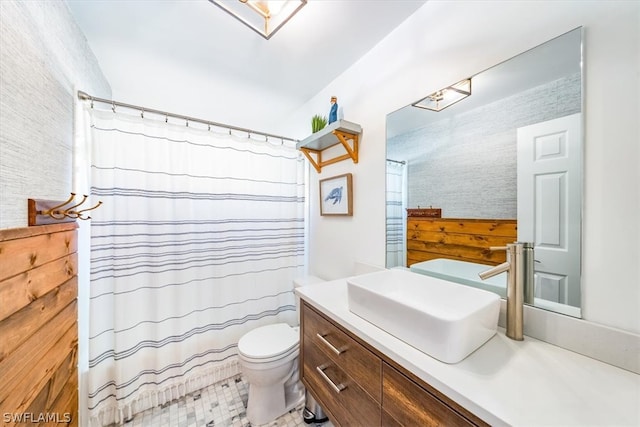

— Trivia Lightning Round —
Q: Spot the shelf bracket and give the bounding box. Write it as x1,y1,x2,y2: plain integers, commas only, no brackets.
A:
296,120,362,173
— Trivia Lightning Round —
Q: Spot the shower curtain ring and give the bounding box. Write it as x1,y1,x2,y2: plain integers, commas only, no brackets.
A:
112,101,116,113
141,109,144,118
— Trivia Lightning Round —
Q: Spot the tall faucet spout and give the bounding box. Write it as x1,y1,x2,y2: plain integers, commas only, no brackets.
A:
477,242,533,341
478,261,510,280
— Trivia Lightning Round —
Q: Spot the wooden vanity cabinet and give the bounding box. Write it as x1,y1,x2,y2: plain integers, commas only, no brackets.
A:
301,300,381,426
300,301,489,427
382,363,478,426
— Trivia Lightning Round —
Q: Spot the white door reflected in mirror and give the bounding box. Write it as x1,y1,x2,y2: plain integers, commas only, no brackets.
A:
517,113,582,311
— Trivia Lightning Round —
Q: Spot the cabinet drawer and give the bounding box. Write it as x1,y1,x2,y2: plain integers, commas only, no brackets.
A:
381,409,403,427
302,302,381,402
303,338,381,427
382,363,477,427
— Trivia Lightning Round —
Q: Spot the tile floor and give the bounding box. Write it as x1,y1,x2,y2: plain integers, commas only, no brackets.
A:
117,375,329,427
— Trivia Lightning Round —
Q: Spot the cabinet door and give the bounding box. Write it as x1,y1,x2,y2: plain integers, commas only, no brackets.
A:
382,363,478,427
303,302,381,402
303,334,381,426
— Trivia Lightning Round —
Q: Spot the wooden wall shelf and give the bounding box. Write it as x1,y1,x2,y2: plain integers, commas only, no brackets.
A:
296,120,362,173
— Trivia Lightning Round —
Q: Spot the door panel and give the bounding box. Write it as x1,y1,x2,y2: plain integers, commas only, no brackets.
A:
517,113,581,308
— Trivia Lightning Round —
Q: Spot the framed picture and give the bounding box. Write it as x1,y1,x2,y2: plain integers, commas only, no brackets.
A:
319,173,353,216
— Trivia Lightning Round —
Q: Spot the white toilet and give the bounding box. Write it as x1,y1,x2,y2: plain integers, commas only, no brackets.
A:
237,275,325,426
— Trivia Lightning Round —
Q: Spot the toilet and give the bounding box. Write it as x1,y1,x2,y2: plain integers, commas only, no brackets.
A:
237,275,325,426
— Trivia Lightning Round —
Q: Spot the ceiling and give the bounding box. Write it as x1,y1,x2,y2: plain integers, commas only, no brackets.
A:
66,0,427,118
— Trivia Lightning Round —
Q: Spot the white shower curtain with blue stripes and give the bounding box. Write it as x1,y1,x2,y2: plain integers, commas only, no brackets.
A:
84,108,305,425
386,160,406,268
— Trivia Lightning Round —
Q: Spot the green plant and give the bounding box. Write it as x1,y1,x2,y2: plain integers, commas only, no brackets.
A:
311,114,328,133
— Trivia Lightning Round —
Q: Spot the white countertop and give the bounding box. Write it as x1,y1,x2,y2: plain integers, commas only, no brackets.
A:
296,279,640,426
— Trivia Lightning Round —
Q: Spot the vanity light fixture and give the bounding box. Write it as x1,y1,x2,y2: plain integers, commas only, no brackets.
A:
412,78,472,112
209,0,307,40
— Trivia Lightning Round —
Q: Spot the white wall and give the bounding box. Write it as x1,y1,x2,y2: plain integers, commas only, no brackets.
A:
99,44,299,136
283,1,639,335
0,0,111,229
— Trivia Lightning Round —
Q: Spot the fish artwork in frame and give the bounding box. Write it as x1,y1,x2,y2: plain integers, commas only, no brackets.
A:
319,173,353,216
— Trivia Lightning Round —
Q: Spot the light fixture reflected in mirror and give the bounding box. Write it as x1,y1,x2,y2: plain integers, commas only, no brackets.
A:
412,78,472,112
210,0,307,40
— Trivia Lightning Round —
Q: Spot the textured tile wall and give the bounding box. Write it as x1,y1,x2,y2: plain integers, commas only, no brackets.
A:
0,1,110,229
388,73,581,219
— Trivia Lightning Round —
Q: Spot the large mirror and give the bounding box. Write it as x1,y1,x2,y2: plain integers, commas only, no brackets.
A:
386,27,583,318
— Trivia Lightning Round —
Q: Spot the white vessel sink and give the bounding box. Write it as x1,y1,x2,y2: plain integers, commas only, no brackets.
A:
346,269,500,363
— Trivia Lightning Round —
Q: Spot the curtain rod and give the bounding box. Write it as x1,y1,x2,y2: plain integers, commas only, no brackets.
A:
77,91,298,143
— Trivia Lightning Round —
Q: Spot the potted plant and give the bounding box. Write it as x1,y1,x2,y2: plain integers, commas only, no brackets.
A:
311,114,327,133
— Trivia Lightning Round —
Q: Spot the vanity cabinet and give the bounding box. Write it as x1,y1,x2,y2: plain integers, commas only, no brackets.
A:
300,301,488,427
302,300,381,426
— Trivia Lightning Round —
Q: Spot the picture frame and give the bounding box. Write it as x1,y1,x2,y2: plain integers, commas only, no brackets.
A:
319,173,353,216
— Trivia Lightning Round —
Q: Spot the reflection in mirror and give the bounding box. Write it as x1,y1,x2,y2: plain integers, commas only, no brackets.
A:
385,27,583,318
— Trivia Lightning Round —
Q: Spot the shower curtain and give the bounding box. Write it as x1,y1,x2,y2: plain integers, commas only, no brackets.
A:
386,160,406,268
81,108,305,425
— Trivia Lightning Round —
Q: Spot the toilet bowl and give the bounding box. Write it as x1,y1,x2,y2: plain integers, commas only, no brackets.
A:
237,276,324,426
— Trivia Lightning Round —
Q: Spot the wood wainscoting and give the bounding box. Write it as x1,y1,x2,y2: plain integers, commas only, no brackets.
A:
0,223,78,426
407,218,517,267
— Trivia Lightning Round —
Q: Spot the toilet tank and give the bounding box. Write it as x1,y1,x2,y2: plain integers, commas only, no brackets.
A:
293,275,325,324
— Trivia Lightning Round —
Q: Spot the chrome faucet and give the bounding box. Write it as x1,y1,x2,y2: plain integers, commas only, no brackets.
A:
478,242,534,341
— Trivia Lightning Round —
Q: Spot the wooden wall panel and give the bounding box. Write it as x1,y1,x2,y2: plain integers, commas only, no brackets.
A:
0,222,78,426
0,256,77,324
0,226,77,281
407,218,517,267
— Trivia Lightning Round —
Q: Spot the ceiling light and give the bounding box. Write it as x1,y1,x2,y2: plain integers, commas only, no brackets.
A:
412,78,472,112
210,0,307,40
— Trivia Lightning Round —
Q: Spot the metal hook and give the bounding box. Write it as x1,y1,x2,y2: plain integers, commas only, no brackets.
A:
165,114,168,123
141,109,144,119
63,194,89,218
112,101,116,113
207,124,211,131
39,193,76,219
72,200,103,220
186,120,189,127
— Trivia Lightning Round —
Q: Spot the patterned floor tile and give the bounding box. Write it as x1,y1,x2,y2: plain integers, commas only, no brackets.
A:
112,375,331,427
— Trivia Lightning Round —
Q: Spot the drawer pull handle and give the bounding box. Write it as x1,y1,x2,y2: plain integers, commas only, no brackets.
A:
316,333,345,355
316,364,347,393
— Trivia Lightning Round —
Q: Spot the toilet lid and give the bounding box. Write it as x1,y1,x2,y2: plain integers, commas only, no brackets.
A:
238,323,299,360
